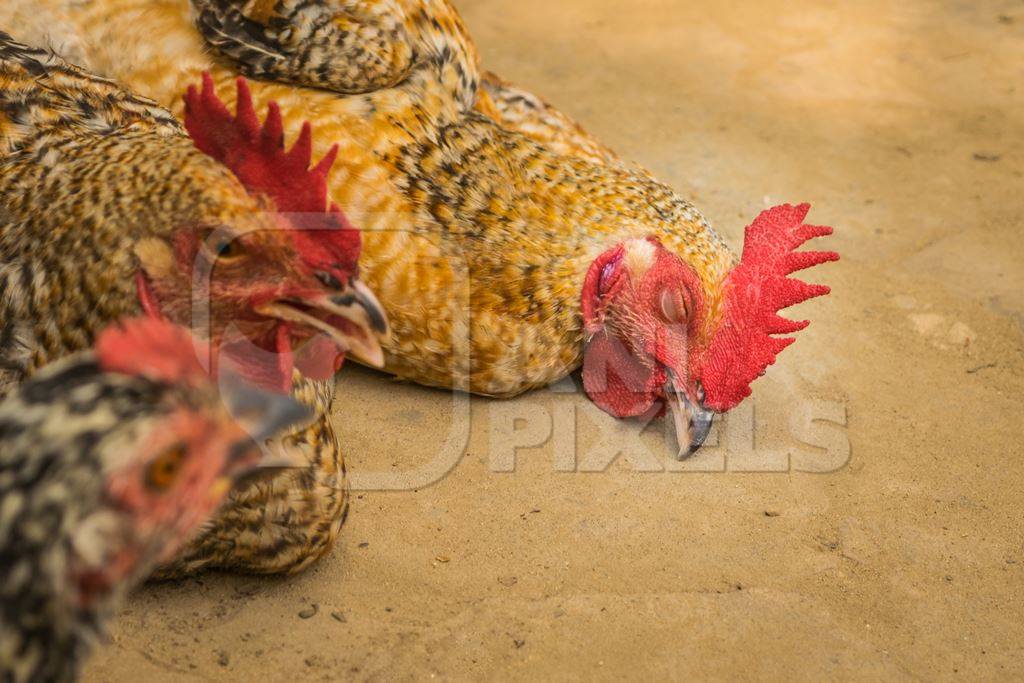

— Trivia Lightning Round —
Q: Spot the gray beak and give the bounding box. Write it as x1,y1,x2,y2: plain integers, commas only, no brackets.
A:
222,378,312,464
333,279,389,337
665,376,715,460
257,277,389,369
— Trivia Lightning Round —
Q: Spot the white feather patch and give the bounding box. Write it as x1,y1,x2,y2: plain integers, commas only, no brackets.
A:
623,238,656,278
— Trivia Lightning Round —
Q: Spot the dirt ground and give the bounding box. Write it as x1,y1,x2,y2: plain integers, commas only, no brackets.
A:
82,0,1024,680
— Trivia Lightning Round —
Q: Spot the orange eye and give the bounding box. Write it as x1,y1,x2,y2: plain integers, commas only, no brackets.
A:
145,444,186,491
212,239,243,260
202,228,246,262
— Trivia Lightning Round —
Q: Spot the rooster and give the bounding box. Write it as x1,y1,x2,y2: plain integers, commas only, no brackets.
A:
0,32,388,575
0,317,310,683
3,1,837,456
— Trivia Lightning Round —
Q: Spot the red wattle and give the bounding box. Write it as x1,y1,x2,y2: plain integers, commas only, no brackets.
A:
134,271,163,319
582,330,661,418
294,335,344,381
274,324,295,391
217,324,294,393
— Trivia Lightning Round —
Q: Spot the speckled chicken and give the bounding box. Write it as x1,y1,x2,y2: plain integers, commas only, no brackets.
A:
0,318,309,683
0,32,388,575
3,0,837,455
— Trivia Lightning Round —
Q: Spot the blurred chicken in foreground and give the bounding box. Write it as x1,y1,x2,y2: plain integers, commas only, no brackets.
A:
0,318,310,683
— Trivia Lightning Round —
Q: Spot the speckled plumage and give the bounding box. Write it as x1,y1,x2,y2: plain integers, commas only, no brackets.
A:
0,33,351,577
153,374,345,578
0,358,158,683
475,70,619,167
6,0,738,399
0,319,299,683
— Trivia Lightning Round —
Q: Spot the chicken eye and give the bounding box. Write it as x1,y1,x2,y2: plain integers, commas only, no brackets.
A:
212,237,245,261
660,290,688,325
215,240,239,258
202,229,245,262
145,444,186,491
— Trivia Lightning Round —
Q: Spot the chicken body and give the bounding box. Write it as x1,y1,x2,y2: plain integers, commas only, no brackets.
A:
0,34,372,576
5,0,736,400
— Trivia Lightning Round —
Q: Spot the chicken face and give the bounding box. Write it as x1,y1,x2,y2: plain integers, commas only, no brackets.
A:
131,74,389,393
74,404,255,605
134,196,385,393
582,205,839,460
582,237,714,458
90,391,299,591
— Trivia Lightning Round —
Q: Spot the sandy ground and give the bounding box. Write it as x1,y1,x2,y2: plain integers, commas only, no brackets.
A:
81,0,1024,680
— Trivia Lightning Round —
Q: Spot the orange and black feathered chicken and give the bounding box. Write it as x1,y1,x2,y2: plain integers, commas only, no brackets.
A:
2,0,836,455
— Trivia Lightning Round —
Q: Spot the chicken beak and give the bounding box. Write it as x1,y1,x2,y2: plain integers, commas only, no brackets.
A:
335,279,389,337
222,378,313,468
255,277,389,369
324,278,389,367
665,374,715,460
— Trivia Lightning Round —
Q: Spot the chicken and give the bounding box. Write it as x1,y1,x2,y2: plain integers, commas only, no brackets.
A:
0,32,388,575
474,70,619,167
0,317,310,683
3,0,837,455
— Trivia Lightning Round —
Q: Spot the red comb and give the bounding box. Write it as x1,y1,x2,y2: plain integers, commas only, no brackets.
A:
695,204,839,411
183,74,360,275
95,318,210,386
